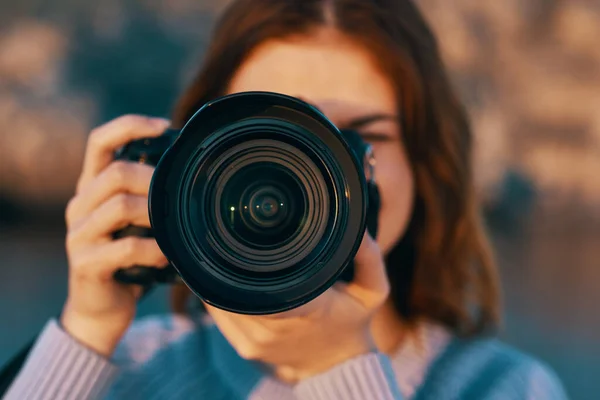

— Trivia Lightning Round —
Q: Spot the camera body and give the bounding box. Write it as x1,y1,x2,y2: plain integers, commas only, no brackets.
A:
112,129,181,285
113,92,380,314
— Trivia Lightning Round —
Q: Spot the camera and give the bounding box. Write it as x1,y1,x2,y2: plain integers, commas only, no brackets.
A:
113,92,380,314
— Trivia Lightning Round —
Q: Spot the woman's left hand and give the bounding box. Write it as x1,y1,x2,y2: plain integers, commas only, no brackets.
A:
205,232,390,383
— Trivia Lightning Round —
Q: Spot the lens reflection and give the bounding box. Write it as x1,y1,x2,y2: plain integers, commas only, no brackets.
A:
220,163,306,248
248,187,288,227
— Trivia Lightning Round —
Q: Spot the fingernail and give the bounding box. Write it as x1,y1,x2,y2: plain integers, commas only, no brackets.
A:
151,118,171,129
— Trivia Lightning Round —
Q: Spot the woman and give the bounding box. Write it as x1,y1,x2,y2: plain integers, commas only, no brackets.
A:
5,0,567,399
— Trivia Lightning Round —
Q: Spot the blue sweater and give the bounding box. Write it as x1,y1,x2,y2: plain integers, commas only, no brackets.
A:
4,314,568,399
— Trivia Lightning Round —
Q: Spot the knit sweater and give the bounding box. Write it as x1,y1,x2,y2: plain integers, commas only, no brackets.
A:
3,314,568,400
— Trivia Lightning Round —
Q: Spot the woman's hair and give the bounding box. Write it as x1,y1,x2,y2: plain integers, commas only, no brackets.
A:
169,0,501,337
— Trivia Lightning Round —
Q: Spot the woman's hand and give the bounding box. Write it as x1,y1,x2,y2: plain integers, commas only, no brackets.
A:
205,232,391,383
60,115,171,357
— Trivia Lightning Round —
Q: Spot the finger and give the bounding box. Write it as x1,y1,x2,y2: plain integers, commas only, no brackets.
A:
66,162,154,227
70,237,168,281
77,115,170,191
67,194,150,246
340,233,390,308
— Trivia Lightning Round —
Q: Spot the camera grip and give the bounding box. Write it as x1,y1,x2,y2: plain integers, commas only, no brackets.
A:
366,181,380,240
111,129,180,287
112,221,179,286
338,181,380,282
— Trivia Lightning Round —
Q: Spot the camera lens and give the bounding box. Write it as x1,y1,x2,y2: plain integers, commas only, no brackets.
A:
218,162,307,249
148,92,369,315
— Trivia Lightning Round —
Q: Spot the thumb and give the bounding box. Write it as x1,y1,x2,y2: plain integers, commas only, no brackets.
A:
341,232,390,308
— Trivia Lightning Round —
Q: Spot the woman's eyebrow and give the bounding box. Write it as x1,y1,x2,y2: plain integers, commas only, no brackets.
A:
343,114,399,130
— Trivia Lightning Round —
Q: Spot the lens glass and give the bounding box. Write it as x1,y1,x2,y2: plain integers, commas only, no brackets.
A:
248,187,287,227
219,162,307,248
192,137,332,275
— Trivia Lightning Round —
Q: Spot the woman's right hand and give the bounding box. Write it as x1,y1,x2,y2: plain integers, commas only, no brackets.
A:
60,115,171,357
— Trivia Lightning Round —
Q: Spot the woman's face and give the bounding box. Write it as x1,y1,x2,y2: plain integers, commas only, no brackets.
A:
227,29,414,254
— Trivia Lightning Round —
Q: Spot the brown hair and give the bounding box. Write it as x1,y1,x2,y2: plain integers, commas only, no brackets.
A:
170,0,501,337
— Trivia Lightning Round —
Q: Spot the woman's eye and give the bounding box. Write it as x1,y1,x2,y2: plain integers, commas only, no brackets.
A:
359,132,395,143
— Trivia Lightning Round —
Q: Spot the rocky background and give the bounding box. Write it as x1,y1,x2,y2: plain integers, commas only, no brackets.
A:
0,1,598,398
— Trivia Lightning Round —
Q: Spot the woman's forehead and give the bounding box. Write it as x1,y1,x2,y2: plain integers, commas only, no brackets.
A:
226,35,397,123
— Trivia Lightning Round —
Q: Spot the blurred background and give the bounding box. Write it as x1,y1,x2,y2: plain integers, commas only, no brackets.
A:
0,0,598,398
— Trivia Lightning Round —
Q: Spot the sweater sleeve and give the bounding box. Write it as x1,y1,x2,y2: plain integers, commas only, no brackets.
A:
3,319,118,400
293,353,403,400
